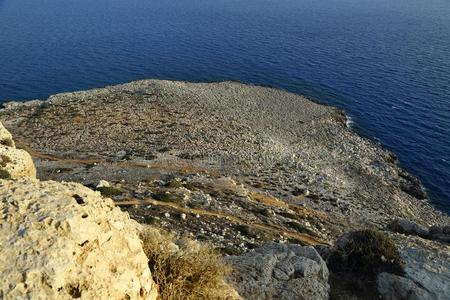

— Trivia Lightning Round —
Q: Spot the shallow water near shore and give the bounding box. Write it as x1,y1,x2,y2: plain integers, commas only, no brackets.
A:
0,0,449,212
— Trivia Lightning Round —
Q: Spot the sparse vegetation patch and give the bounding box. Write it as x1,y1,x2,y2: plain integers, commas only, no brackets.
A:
329,229,403,276
140,227,235,300
96,186,123,197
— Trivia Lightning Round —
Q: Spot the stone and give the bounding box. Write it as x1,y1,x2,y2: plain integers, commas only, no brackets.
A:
97,179,111,188
190,191,213,207
388,219,429,237
0,122,36,179
0,146,36,179
116,150,127,160
397,171,426,200
0,122,15,147
226,242,329,300
377,272,433,300
428,225,450,243
0,178,158,300
399,246,450,300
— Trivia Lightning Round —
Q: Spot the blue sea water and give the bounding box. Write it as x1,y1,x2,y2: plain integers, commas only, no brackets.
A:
0,0,449,212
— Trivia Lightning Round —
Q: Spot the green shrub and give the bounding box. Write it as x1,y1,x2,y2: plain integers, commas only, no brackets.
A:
183,182,199,191
235,224,255,237
0,169,11,180
152,191,182,203
143,215,161,225
287,221,316,236
218,247,244,256
0,155,12,168
96,186,123,197
164,179,183,189
158,146,172,153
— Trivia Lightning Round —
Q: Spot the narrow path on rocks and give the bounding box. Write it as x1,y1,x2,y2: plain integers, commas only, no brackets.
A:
15,139,102,164
17,138,327,246
16,138,220,175
116,198,326,246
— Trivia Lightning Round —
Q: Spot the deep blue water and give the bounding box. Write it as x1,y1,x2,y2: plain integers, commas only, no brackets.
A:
0,0,449,212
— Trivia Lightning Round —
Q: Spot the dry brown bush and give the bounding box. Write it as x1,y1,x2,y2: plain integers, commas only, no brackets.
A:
140,226,240,300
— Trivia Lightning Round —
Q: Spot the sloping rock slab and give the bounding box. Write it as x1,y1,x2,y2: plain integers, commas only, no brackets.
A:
377,237,450,300
378,272,433,300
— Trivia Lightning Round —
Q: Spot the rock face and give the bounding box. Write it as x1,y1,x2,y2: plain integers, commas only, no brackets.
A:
388,218,429,237
0,123,157,300
377,272,433,300
0,178,158,300
0,122,15,147
0,122,36,179
428,225,450,243
0,146,37,179
389,218,450,243
226,243,329,300
377,235,450,300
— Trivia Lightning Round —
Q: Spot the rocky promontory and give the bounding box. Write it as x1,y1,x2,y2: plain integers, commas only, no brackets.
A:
1,80,449,299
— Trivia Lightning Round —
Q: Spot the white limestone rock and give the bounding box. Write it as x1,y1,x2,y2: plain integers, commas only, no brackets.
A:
378,272,433,300
226,242,329,300
97,179,111,188
0,122,15,147
0,122,36,179
0,178,158,300
0,145,37,179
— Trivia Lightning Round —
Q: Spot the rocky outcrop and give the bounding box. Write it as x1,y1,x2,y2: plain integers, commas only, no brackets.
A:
388,218,450,243
226,243,329,300
0,122,15,147
0,122,35,179
0,146,36,179
377,272,433,300
388,219,429,238
0,123,157,300
377,239,450,300
428,225,450,243
0,178,158,300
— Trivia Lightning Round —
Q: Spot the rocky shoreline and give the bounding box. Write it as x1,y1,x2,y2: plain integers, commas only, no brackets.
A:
1,80,449,299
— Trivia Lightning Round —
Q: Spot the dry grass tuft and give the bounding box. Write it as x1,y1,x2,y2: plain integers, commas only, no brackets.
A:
249,192,288,209
140,226,239,300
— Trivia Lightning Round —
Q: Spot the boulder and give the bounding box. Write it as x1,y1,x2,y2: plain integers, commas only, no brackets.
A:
0,178,158,300
400,246,450,299
388,219,429,238
0,122,15,147
189,190,213,207
226,242,329,300
377,242,450,300
397,171,426,200
97,179,111,188
388,219,450,243
377,272,433,300
0,145,36,179
428,225,450,243
0,122,36,179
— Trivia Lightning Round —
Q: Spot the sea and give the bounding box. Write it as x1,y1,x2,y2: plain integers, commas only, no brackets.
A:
0,0,449,212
